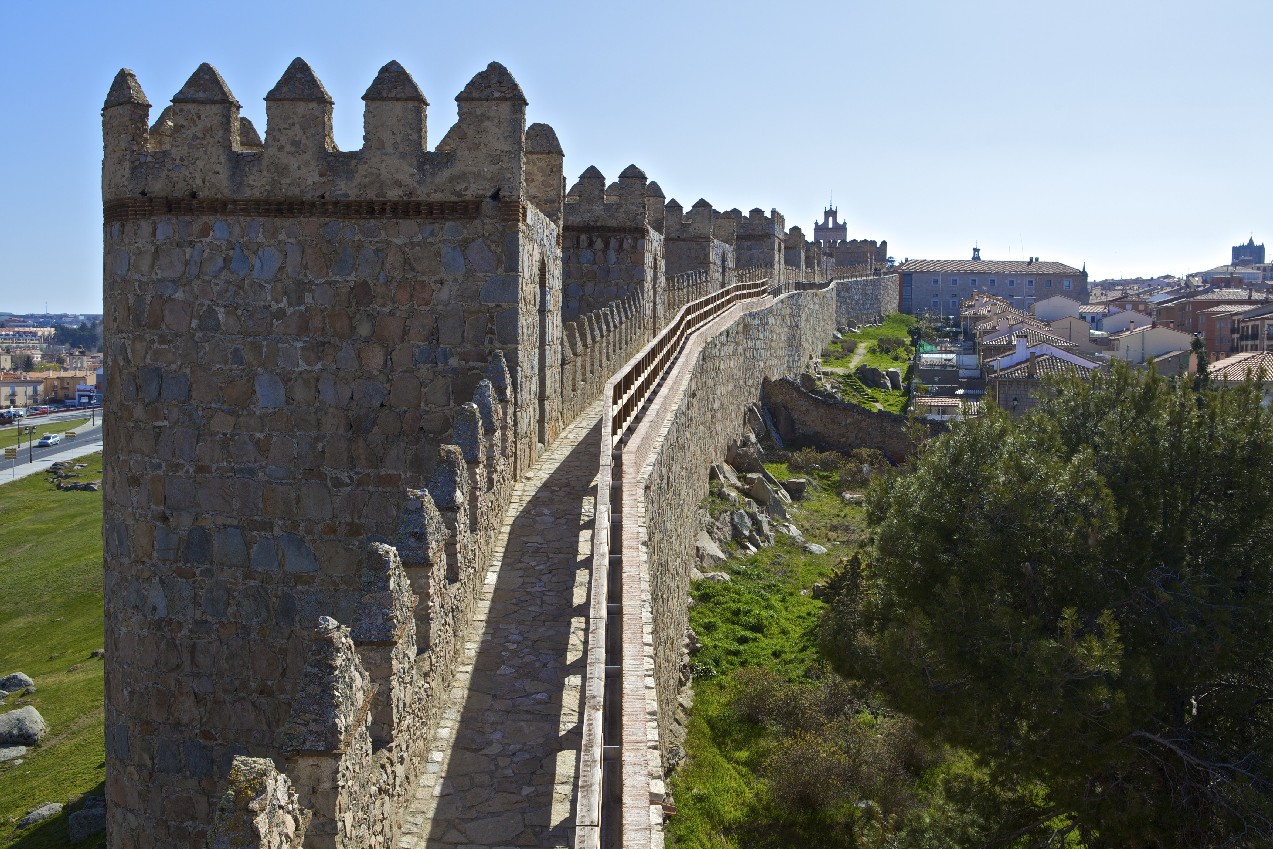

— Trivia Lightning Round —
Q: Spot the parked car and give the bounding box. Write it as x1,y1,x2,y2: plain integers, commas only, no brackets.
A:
36,433,62,447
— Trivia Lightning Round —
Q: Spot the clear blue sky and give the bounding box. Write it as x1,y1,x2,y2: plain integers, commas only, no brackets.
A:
1,0,1268,313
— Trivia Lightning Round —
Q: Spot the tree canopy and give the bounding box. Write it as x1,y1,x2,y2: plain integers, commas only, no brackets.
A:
827,364,1273,848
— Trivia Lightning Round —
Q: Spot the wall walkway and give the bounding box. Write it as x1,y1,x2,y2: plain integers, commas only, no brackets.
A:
399,403,603,848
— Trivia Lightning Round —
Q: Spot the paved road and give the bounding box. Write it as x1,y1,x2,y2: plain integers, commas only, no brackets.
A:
400,403,601,849
0,414,104,485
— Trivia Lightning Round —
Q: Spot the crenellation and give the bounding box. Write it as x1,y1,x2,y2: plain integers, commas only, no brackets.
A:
102,54,848,849
361,60,428,157
524,122,565,229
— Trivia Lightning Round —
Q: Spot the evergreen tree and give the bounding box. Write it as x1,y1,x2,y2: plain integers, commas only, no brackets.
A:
828,364,1273,848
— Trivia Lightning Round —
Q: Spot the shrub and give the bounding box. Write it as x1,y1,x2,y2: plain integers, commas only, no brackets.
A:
837,448,890,490
873,336,908,356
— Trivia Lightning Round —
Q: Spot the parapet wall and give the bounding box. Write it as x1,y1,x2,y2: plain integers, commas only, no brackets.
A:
632,285,837,770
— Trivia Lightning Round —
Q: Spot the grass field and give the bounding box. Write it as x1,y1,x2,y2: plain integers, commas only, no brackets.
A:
0,452,105,848
667,460,868,848
822,313,918,414
0,419,90,452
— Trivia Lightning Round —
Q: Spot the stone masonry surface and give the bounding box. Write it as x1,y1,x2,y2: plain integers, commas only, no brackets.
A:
399,403,600,848
101,54,899,849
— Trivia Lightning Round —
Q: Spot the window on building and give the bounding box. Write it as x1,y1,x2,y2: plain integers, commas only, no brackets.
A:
951,298,959,310
932,278,940,286
931,298,940,309
1064,279,1072,289
1026,278,1034,287
1045,280,1053,288
950,278,958,286
970,278,978,287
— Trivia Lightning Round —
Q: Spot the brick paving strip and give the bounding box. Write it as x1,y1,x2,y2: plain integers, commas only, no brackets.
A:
400,402,603,849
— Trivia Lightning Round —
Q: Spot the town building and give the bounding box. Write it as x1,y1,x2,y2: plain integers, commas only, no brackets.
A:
897,251,1088,317
984,333,1101,414
1233,237,1266,267
1235,304,1273,354
1107,324,1194,366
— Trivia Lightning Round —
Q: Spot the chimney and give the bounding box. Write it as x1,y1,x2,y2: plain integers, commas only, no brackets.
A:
1028,350,1037,378
1015,332,1028,358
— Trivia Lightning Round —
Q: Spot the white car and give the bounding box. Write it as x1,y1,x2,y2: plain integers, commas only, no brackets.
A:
36,433,62,447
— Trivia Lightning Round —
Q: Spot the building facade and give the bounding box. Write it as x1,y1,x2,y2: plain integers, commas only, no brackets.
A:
898,255,1088,317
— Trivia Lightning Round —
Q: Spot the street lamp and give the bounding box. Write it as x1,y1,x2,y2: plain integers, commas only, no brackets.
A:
24,425,36,463
1012,396,1019,415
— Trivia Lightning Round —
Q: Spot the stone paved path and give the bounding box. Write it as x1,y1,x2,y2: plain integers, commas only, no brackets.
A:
400,404,601,849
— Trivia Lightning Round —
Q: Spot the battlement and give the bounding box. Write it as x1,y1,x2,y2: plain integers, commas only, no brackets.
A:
563,164,663,233
734,207,786,237
663,198,735,244
103,60,562,218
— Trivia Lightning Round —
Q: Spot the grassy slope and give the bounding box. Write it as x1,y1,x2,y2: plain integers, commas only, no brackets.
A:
668,461,865,848
0,419,90,452
0,453,104,848
822,314,916,414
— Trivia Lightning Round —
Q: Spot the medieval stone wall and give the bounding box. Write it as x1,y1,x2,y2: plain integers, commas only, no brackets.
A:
834,273,900,326
633,287,836,768
102,58,558,849
761,377,940,462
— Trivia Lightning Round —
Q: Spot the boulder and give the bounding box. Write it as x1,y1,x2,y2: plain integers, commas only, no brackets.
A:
0,672,33,693
709,462,741,489
0,744,28,762
856,365,890,390
702,572,731,583
725,436,764,474
67,796,107,843
730,510,754,544
803,542,829,555
0,706,46,745
780,478,808,500
695,531,727,569
886,367,904,391
744,474,773,505
18,802,62,828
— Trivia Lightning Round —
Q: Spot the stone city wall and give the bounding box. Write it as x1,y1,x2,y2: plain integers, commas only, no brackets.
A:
761,376,940,462
102,58,556,849
834,273,900,326
633,285,837,769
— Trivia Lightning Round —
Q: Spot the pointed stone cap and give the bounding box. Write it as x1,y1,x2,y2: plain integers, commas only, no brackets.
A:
692,198,713,210
645,181,665,198
104,69,149,109
525,122,562,154
619,164,646,180
455,61,528,104
172,63,240,106
665,198,683,210
363,60,427,103
238,117,263,147
265,58,333,103
579,165,604,181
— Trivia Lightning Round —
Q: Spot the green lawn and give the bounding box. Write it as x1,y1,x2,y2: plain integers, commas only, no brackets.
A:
0,452,105,848
0,419,90,452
